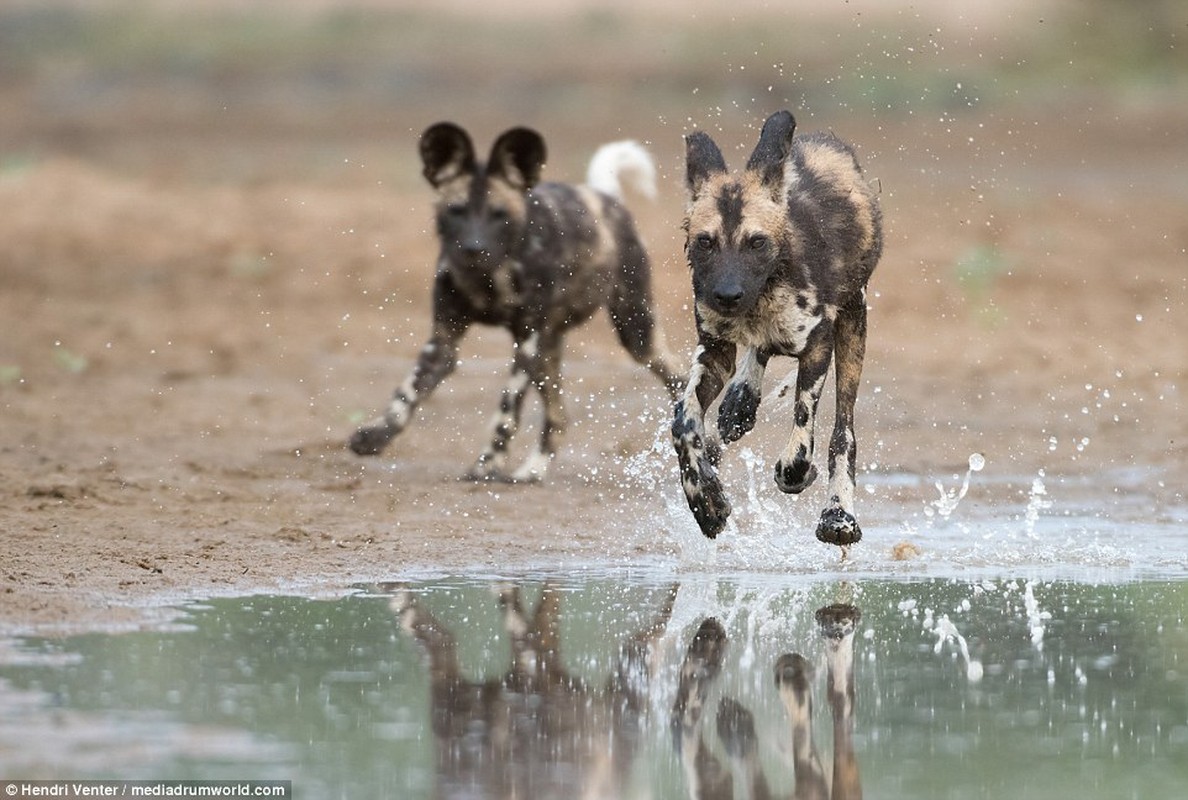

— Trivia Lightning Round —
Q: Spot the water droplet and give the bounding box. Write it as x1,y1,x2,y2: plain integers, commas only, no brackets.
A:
968,453,985,471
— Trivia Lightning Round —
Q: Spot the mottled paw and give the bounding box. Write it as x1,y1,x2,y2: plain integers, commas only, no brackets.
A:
509,451,550,483
349,424,395,456
774,458,817,494
684,461,732,539
464,454,509,482
717,382,759,443
815,506,862,546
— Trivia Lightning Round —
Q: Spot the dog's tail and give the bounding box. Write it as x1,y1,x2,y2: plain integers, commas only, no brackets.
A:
586,140,657,202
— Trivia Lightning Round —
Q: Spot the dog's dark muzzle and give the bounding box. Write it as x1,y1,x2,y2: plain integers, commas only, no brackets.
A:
703,271,753,316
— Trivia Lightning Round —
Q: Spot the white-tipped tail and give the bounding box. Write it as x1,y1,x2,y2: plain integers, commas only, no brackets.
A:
585,140,657,201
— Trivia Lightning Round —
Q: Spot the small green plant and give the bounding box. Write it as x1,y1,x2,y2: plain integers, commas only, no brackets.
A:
53,345,88,374
954,244,1007,326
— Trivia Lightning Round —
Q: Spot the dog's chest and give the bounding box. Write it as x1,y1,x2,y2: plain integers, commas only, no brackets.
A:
702,285,828,355
453,261,523,317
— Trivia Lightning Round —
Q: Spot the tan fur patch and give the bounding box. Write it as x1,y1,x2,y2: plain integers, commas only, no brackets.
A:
434,174,470,208
685,171,790,247
575,186,615,265
735,171,788,245
484,176,529,225
799,142,876,252
685,172,731,240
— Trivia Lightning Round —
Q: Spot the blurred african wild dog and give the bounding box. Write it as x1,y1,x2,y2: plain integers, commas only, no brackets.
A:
673,111,882,544
351,123,683,481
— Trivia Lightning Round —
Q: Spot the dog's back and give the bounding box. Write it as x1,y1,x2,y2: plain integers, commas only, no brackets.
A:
784,131,883,302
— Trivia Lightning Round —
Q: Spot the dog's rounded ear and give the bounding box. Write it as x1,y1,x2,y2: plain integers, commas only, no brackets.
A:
420,122,476,187
685,131,727,199
488,128,546,191
746,110,797,193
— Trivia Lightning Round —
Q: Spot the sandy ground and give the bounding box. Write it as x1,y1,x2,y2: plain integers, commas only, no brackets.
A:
1,2,1185,634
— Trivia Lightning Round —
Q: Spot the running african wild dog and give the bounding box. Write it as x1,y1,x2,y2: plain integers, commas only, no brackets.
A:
672,110,883,544
350,122,683,481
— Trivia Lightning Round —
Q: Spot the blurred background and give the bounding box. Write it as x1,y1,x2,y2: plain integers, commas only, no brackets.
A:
3,0,1185,184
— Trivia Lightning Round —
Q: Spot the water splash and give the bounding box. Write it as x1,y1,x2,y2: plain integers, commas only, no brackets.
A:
929,452,986,520
1023,470,1053,538
1022,580,1051,652
925,612,984,683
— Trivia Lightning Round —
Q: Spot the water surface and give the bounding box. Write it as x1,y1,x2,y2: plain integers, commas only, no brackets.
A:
2,572,1185,799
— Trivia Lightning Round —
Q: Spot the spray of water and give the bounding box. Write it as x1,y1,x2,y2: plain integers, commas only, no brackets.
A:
929,452,986,521
925,611,984,683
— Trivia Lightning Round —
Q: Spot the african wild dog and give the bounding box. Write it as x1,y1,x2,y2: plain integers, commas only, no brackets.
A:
670,605,864,800
672,110,882,544
350,122,683,481
392,582,678,798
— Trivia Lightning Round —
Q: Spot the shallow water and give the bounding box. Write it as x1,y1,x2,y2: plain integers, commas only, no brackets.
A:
2,571,1185,799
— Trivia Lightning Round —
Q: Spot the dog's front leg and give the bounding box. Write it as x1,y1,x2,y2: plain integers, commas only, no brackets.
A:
510,333,565,483
467,331,538,481
717,346,768,443
818,297,868,545
350,317,465,456
774,318,834,496
672,335,735,538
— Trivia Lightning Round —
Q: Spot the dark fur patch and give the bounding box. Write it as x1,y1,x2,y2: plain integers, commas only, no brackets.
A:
715,184,745,241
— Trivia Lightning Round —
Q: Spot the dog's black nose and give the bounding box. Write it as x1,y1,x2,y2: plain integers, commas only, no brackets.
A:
460,239,486,258
713,287,744,309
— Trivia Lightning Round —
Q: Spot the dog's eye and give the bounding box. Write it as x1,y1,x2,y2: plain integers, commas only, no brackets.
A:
749,234,769,250
695,233,715,251
445,204,467,218
489,207,510,222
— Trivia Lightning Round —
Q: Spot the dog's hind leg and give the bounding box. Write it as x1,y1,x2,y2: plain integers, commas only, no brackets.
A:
467,331,539,481
349,310,468,456
817,296,867,545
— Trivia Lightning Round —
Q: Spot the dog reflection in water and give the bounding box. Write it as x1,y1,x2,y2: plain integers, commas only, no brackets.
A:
671,604,863,800
392,583,677,798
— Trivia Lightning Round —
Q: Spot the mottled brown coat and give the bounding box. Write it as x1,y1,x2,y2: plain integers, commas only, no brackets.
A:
672,110,882,543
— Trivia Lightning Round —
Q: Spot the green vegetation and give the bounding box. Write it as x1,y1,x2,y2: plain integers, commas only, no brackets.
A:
955,244,1009,326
